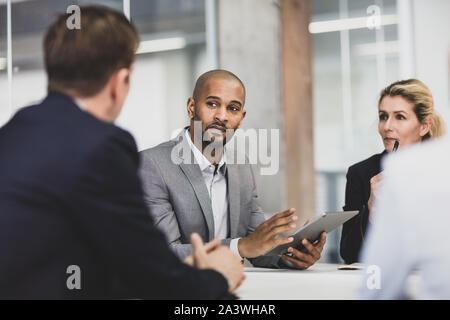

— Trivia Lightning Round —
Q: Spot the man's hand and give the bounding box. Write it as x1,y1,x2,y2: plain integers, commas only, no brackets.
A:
184,237,221,266
188,233,245,293
238,208,297,258
280,231,326,269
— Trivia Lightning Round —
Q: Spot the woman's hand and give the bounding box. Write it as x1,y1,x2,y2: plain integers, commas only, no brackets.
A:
367,172,383,221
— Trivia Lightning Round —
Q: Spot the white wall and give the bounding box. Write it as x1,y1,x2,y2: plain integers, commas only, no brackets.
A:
0,70,47,127
0,49,198,152
116,55,169,151
117,51,193,152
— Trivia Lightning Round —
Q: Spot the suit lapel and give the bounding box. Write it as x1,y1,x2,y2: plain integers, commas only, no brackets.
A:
176,131,216,241
227,164,241,238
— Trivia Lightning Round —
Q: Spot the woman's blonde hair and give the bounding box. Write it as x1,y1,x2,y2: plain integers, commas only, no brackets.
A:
379,79,446,140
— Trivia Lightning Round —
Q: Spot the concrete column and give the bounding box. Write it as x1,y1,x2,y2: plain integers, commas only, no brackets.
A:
217,0,284,215
217,0,315,221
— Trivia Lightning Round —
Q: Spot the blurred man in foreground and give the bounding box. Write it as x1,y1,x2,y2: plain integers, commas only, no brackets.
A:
359,137,450,299
0,5,244,299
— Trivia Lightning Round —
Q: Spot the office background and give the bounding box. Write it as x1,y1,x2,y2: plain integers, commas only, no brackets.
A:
1,0,449,263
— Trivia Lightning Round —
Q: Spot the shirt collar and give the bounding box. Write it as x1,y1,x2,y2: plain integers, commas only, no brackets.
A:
184,129,227,173
74,98,87,111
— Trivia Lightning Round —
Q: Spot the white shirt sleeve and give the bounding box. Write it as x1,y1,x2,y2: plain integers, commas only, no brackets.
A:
358,160,412,299
230,238,243,261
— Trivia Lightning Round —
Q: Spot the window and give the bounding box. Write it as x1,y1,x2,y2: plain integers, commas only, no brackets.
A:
0,0,211,152
311,0,399,262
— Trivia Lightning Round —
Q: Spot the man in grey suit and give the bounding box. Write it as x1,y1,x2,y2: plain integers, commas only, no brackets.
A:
140,70,326,269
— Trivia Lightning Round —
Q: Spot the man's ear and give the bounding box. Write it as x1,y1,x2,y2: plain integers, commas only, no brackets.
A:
420,116,432,137
110,68,130,102
187,97,196,119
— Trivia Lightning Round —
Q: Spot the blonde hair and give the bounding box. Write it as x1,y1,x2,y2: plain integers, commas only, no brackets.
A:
379,79,446,140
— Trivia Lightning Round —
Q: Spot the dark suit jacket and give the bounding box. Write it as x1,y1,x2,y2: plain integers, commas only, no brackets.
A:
0,93,228,299
340,151,386,264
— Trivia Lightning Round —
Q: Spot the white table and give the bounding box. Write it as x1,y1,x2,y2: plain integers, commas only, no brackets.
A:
236,263,420,300
236,263,363,300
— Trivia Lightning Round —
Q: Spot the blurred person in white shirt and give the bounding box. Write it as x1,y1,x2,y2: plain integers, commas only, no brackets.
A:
359,136,450,299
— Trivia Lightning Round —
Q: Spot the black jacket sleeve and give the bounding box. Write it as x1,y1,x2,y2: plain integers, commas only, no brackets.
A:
340,166,370,264
71,129,229,299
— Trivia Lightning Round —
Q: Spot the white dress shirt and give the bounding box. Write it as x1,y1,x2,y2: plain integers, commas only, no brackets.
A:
359,137,450,299
185,130,243,260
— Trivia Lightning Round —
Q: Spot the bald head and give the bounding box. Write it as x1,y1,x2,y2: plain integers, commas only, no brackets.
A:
193,69,246,103
187,69,247,151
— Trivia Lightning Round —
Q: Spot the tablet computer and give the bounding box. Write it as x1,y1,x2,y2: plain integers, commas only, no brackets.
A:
264,210,359,256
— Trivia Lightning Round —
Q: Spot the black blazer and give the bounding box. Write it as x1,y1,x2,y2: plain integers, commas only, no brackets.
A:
0,93,228,299
340,151,386,264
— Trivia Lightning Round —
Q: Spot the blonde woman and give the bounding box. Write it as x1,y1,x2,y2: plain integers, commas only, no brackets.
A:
340,79,446,264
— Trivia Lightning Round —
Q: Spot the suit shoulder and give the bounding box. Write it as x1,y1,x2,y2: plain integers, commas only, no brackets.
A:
140,139,178,159
99,126,138,159
385,137,450,177
347,152,384,174
80,127,140,181
106,126,137,152
73,119,139,174
3,100,46,125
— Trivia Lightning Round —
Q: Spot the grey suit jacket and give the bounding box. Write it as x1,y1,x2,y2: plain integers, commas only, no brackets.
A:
139,129,283,268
